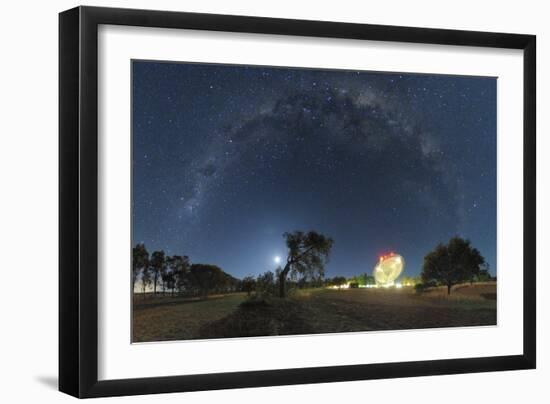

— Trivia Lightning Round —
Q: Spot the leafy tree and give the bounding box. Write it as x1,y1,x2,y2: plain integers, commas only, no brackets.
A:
414,281,435,293
141,262,152,295
241,276,256,296
365,275,376,286
189,264,225,298
173,255,191,294
473,264,492,283
279,231,333,297
400,276,419,287
349,274,367,287
421,237,485,295
222,273,240,293
162,269,175,295
256,271,277,295
150,250,166,295
132,244,149,293
330,276,347,288
165,255,190,296
213,272,234,294
359,274,368,286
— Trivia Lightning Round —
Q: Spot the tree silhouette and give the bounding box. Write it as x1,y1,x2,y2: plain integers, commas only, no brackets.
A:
279,231,333,298
161,268,175,295
173,255,191,294
241,276,256,296
365,275,376,286
164,255,190,296
256,271,277,295
150,250,166,295
473,263,492,283
327,276,347,288
189,264,225,298
132,244,149,293
141,262,151,295
421,237,485,295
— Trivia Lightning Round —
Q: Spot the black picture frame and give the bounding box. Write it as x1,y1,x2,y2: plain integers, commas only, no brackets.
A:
59,5,536,398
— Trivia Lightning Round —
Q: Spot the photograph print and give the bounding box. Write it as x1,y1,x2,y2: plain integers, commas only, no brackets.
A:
131,60,497,343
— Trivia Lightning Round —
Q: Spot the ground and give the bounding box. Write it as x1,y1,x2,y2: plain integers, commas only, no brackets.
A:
132,283,496,342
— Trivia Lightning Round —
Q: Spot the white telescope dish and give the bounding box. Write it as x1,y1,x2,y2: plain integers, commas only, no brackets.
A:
373,253,404,287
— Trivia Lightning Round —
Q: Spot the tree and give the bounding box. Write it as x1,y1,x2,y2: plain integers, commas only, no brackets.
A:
400,276,419,287
473,264,492,283
349,274,367,287
256,271,277,295
189,264,225,298
279,231,333,297
165,255,190,296
365,275,376,286
241,276,256,296
174,255,191,294
329,276,347,288
132,244,149,293
421,237,485,295
141,262,152,296
162,269,175,295
150,250,166,295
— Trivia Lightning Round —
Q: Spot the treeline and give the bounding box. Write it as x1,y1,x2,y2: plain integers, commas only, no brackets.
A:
132,244,239,298
132,230,334,300
241,272,367,295
241,268,325,297
133,235,494,299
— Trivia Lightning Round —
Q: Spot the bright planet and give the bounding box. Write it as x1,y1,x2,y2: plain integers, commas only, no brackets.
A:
373,253,405,287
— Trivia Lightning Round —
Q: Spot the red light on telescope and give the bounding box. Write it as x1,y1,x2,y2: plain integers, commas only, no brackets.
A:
379,252,397,262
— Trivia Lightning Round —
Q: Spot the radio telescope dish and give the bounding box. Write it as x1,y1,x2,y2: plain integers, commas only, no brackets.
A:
373,253,404,287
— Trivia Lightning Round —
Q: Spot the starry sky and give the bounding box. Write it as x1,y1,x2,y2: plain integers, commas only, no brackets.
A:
132,60,496,279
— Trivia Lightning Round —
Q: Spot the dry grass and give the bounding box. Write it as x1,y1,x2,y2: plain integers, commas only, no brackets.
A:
132,293,246,342
132,283,496,342
422,282,497,299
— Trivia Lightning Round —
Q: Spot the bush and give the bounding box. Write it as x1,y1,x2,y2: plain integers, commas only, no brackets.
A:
241,294,271,308
414,281,437,293
200,297,311,338
255,271,277,296
414,283,425,293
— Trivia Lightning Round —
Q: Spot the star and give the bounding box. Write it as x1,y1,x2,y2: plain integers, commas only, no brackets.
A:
132,60,497,279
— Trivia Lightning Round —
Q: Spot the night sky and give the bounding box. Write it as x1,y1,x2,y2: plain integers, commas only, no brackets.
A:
132,61,496,279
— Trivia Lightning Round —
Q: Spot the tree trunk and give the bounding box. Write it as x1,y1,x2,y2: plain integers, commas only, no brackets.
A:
278,272,285,298
279,262,291,298
447,283,452,295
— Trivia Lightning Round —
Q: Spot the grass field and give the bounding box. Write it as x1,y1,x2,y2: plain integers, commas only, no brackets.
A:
132,283,496,342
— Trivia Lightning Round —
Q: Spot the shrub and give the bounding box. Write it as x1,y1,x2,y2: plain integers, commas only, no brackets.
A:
414,281,437,293
256,270,277,296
